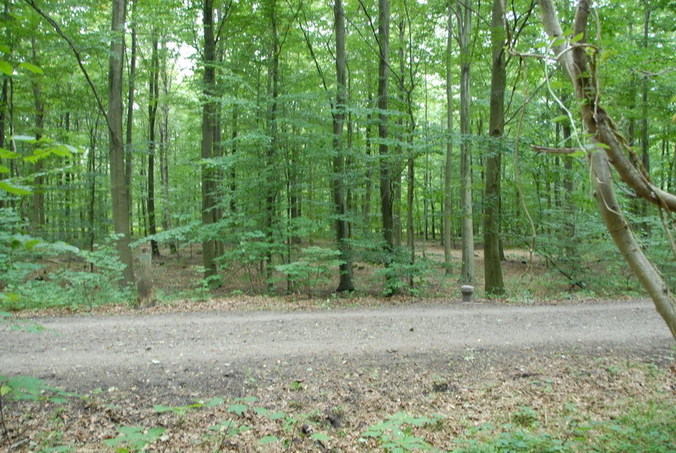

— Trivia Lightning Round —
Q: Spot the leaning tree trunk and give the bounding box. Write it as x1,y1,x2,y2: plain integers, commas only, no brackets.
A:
538,0,675,338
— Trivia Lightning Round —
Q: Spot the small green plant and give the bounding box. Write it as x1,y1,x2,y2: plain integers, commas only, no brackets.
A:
360,412,441,452
512,406,540,428
274,246,344,296
221,396,332,449
0,376,77,444
103,426,166,452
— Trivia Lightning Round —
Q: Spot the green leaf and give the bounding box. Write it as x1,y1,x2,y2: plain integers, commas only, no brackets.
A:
0,147,19,159
205,397,224,407
570,32,585,43
0,165,9,173
268,411,287,420
258,435,279,444
18,62,44,74
552,115,569,123
311,432,332,442
0,45,10,54
0,60,12,76
0,180,32,195
227,403,249,416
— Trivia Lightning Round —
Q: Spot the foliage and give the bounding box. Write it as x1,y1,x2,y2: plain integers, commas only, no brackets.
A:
102,426,166,453
274,246,344,296
2,236,132,311
360,412,441,452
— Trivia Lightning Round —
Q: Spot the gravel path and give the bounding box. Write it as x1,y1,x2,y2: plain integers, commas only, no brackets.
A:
1,299,671,395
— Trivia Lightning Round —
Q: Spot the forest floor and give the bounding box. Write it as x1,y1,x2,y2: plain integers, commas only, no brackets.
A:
1,246,674,452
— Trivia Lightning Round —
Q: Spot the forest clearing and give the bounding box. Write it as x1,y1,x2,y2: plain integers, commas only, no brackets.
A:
1,0,675,450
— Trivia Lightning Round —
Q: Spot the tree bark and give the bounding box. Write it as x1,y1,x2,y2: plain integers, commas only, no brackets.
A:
458,0,474,284
377,0,395,294
483,0,506,295
159,38,176,254
147,30,160,258
125,0,136,235
265,0,280,292
539,0,675,338
443,4,454,275
109,0,135,284
332,0,355,292
29,36,45,236
201,0,218,282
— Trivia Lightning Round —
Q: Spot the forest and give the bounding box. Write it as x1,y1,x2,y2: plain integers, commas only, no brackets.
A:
1,1,675,451
0,0,674,323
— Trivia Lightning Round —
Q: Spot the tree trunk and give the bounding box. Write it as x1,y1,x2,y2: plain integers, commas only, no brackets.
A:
109,0,135,284
201,0,218,282
125,0,136,235
265,0,280,292
147,30,160,258
443,4,454,275
377,0,395,294
29,36,45,236
538,0,675,338
332,0,355,292
159,38,176,254
483,0,506,295
458,0,474,284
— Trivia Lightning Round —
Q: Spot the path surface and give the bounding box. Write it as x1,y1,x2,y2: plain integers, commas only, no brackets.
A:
1,300,671,394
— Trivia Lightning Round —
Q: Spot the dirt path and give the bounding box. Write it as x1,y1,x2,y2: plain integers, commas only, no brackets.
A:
1,299,671,396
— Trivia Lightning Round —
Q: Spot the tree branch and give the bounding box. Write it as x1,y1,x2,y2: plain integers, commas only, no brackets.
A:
23,0,111,135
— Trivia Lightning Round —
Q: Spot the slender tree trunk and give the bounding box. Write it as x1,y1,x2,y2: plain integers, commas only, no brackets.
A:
483,0,506,295
125,0,136,235
109,0,135,283
229,105,238,214
147,30,160,258
265,0,280,292
378,0,395,294
0,77,7,209
332,0,355,292
29,36,45,236
364,88,374,228
159,39,176,254
639,1,651,221
458,0,474,284
87,119,100,252
443,4,454,274
201,0,218,281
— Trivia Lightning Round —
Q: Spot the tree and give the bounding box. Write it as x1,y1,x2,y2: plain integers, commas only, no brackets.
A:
483,0,506,295
200,0,218,282
538,0,675,337
443,3,454,276
332,0,355,292
457,0,474,284
377,0,395,294
108,0,135,284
